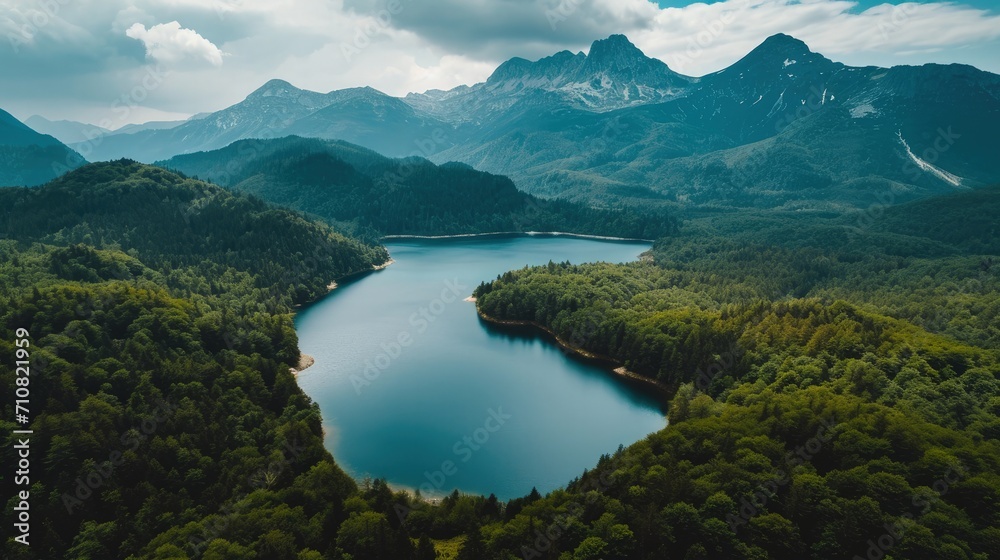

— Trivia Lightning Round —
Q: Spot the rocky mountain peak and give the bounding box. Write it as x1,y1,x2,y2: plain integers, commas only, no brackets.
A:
246,79,302,100
741,33,820,68
585,34,650,71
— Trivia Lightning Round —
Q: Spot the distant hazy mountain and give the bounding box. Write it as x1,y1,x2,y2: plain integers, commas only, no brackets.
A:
77,80,456,163
26,113,205,149
1,109,86,186
282,86,458,156
158,136,675,239
112,118,191,135
78,33,1000,210
24,115,110,145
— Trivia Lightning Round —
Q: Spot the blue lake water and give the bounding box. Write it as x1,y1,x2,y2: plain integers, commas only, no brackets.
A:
294,235,666,500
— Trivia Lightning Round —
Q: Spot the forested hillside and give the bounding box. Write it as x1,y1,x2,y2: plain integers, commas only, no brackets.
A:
159,137,676,240
77,35,1000,213
0,161,404,559
469,186,1000,559
0,161,388,303
0,108,85,187
3,161,997,559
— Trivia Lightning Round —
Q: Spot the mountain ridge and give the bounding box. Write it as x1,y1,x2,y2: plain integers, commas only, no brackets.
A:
1,108,86,186
157,135,677,240
63,32,1000,211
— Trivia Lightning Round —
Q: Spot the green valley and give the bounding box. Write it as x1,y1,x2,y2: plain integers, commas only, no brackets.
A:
158,137,676,240
3,7,1000,559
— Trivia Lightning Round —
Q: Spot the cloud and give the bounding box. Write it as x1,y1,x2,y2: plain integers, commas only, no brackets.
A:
2,0,999,127
328,0,1000,89
341,0,658,61
631,0,1000,75
126,21,224,66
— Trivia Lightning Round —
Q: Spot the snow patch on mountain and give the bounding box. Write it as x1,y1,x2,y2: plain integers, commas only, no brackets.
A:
403,34,692,123
850,103,877,118
898,132,964,188
767,90,786,118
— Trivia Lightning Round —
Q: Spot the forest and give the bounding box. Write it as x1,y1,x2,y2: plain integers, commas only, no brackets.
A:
159,137,677,241
1,161,998,559
0,161,408,559
469,187,1000,559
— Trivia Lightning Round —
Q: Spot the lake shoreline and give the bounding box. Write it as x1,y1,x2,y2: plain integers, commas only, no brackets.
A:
290,353,315,377
295,257,395,374
326,257,396,293
474,306,674,403
294,237,666,498
382,231,654,243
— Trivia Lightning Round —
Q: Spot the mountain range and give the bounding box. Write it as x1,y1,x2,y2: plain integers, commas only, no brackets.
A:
426,33,1000,209
10,32,1000,210
25,114,210,145
4,26,1000,560
0,108,85,186
69,82,457,166
158,135,675,239
405,34,693,122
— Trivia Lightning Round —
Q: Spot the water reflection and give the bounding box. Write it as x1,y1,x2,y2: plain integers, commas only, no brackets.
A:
295,236,666,499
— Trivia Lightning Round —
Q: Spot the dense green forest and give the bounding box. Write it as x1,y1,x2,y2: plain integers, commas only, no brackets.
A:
469,186,1000,559
158,137,676,241
0,144,85,187
2,160,998,559
0,161,419,559
0,107,86,187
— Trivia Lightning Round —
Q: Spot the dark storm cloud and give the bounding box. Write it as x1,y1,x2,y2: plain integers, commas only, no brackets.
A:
341,0,657,60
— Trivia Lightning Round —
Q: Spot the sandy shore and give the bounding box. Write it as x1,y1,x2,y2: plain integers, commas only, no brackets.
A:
290,353,315,377
475,308,673,398
464,296,477,302
325,258,395,294
297,259,395,374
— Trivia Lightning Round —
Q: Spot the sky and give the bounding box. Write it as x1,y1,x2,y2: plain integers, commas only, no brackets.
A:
2,0,999,128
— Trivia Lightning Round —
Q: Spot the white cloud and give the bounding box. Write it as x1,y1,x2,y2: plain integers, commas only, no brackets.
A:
126,21,224,66
631,0,1000,76
3,0,1000,126
275,40,498,97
